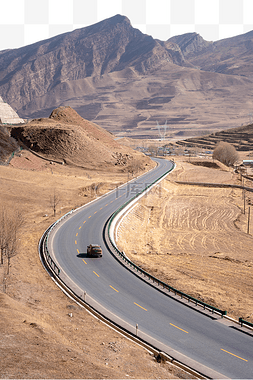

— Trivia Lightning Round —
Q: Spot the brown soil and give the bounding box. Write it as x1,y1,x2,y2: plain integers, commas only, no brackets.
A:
117,157,253,323
176,122,253,152
0,151,187,379
10,106,152,172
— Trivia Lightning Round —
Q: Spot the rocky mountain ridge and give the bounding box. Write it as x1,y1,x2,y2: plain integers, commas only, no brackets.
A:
1,14,253,138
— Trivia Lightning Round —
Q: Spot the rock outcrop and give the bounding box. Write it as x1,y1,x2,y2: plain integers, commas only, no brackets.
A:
0,96,24,124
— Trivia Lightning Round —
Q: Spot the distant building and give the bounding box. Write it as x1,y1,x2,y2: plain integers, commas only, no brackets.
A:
243,160,253,167
0,96,24,124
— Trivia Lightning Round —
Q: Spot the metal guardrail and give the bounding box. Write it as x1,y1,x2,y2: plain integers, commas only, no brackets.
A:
107,162,228,317
239,318,253,329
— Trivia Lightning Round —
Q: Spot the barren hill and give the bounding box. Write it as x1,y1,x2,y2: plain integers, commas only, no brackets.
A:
175,122,253,151
174,30,253,77
0,15,187,118
1,15,253,138
10,106,151,171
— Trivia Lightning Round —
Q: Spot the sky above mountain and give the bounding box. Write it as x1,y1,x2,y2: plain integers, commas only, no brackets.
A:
1,0,253,51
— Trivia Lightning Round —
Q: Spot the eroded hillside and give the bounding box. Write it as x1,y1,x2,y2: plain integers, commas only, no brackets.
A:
10,106,153,171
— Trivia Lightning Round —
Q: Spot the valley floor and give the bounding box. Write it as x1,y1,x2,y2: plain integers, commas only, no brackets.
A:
117,157,253,324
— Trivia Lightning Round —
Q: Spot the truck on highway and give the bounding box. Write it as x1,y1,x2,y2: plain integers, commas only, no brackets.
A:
87,244,103,257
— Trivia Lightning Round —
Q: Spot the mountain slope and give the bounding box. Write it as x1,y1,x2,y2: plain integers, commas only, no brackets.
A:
0,14,188,116
1,15,253,138
172,30,253,77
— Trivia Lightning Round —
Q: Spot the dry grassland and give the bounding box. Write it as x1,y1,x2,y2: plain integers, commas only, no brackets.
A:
0,152,186,379
117,157,253,323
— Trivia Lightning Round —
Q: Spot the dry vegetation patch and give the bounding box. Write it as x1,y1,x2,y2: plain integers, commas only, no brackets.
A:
0,152,186,379
117,157,253,322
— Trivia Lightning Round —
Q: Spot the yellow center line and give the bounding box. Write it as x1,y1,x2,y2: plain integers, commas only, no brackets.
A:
110,285,119,293
93,271,100,277
88,215,91,218
105,204,108,207
83,220,86,224
75,240,77,245
170,323,189,334
76,233,78,236
94,211,97,214
100,207,103,210
77,249,79,254
110,200,113,203
82,259,87,265
221,348,248,362
134,302,147,311
79,226,82,229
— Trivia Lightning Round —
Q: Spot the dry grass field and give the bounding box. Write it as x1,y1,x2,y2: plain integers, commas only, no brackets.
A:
0,151,187,379
117,157,253,323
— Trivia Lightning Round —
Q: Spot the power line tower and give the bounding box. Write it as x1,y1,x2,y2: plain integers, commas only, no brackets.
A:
156,120,168,141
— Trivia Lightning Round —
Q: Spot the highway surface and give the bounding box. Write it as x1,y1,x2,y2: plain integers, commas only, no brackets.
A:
49,158,253,378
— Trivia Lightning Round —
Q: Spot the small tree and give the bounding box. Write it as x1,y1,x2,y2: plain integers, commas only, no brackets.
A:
0,207,25,274
212,141,239,166
50,190,60,217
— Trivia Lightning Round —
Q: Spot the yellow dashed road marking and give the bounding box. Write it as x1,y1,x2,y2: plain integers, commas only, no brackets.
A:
93,271,100,277
134,302,147,311
110,285,119,292
221,349,248,362
82,259,87,265
75,240,77,245
170,323,188,334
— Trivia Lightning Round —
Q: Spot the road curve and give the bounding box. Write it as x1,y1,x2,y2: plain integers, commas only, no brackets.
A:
48,158,253,379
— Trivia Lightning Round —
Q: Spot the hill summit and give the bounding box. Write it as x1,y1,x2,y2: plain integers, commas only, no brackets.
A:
10,106,151,171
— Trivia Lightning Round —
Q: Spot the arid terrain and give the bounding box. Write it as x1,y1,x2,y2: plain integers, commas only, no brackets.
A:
175,122,253,152
117,156,253,324
1,104,253,378
2,15,253,139
0,109,193,379
0,151,192,379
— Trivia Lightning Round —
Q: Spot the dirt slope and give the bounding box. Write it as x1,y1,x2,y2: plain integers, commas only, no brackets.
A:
10,106,153,171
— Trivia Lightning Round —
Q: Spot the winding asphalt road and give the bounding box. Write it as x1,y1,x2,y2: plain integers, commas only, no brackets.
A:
49,158,253,378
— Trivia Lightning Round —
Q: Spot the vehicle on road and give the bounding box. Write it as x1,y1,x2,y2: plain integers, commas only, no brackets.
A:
87,244,102,257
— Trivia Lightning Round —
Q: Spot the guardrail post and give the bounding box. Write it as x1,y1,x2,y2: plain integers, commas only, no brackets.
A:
136,323,138,336
84,291,87,301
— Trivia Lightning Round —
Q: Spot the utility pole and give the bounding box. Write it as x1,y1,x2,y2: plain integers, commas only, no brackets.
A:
244,190,246,214
247,207,251,234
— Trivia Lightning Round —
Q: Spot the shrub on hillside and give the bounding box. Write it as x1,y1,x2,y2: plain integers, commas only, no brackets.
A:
212,141,239,166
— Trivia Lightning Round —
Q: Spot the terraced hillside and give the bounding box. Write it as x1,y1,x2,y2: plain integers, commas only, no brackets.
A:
175,123,253,151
